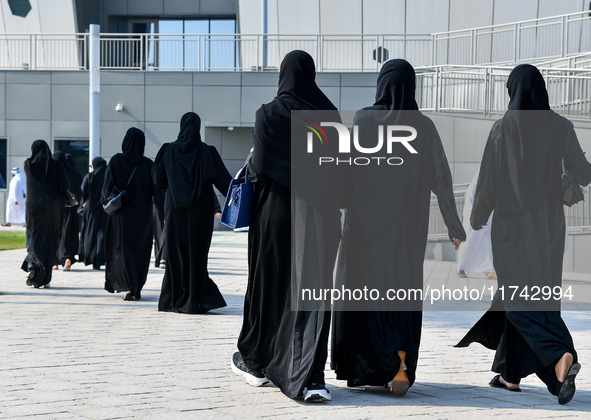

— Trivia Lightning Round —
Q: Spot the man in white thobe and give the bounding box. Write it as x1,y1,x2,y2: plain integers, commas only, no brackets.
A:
3,167,26,226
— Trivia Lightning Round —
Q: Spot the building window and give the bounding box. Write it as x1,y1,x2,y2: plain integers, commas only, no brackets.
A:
117,18,237,70
54,139,89,178
0,139,7,189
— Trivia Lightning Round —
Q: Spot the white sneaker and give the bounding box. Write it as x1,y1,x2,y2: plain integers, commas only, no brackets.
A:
304,386,331,402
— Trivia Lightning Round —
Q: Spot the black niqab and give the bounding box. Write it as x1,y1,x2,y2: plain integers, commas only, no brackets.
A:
496,65,563,215
160,112,217,208
65,153,75,168
27,140,52,183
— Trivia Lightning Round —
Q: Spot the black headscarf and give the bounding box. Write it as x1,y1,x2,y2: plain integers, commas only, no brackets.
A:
53,150,67,166
65,153,75,168
496,65,563,215
374,59,419,111
121,127,145,164
92,156,107,170
26,140,53,183
252,50,337,190
106,128,147,194
507,64,550,111
162,112,217,208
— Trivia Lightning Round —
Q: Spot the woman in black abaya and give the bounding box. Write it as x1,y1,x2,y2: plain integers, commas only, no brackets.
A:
233,50,343,402
331,59,465,396
153,112,231,314
80,157,108,269
21,140,68,288
53,151,83,270
102,128,155,300
456,65,591,404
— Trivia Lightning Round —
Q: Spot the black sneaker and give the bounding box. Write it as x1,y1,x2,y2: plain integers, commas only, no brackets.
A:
26,268,35,286
304,383,331,402
231,352,269,387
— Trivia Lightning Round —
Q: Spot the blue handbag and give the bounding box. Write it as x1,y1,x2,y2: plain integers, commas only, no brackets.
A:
221,164,255,229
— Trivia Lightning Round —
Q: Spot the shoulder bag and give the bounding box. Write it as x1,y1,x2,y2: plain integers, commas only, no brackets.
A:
221,164,255,229
104,165,138,215
562,157,584,207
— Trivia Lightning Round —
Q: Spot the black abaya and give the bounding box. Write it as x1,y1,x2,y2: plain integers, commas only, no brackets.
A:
80,158,108,269
331,59,466,389
153,112,231,314
237,50,343,399
102,128,155,299
53,151,83,265
456,65,591,395
21,140,69,287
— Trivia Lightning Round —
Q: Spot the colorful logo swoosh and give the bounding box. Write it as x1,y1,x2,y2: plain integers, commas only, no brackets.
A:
303,121,329,144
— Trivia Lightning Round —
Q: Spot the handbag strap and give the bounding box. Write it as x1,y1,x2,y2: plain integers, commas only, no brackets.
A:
126,165,138,187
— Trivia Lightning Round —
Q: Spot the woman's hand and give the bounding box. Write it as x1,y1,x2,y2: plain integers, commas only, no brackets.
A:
451,237,464,250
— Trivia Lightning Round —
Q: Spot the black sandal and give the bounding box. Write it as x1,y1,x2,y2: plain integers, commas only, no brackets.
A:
489,375,521,392
556,363,581,404
123,291,134,301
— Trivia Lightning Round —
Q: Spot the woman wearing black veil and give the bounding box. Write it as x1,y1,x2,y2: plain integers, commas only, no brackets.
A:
456,65,591,404
331,59,465,396
102,128,155,301
53,151,83,271
21,140,68,288
232,50,343,402
80,157,108,269
153,112,231,314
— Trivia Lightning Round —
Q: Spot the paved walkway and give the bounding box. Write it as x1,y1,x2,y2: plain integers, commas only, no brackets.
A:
1,232,591,419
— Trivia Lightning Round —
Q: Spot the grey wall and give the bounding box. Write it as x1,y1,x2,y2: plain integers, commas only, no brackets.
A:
239,0,590,36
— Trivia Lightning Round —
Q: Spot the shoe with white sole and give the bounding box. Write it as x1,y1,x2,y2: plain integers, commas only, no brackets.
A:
231,352,269,387
304,384,331,402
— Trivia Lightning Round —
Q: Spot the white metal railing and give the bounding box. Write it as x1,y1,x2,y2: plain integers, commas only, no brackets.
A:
428,184,591,240
1,11,590,72
416,65,591,120
432,11,591,66
536,52,591,69
0,33,86,70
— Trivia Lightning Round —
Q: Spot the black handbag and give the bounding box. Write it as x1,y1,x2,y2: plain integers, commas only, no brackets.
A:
104,165,138,215
562,158,584,207
63,190,78,208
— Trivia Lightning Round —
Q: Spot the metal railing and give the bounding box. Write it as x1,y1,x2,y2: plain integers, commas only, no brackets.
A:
1,11,590,72
0,33,433,72
432,11,591,66
0,33,86,70
415,65,591,120
428,184,591,240
536,52,591,69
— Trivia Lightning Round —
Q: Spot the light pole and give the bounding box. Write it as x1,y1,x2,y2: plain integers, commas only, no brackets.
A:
89,24,100,165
